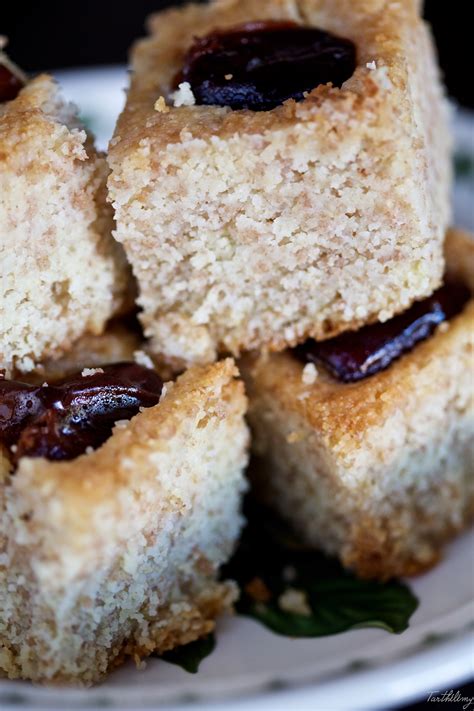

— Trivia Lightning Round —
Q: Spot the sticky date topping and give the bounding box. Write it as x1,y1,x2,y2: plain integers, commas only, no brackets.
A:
295,283,470,383
0,363,163,463
177,20,356,111
0,64,24,103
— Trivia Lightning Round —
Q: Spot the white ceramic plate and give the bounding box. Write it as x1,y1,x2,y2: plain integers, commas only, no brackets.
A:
1,67,473,711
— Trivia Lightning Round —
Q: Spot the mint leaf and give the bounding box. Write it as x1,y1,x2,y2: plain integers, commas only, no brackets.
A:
223,500,418,637
159,634,215,673
454,152,474,179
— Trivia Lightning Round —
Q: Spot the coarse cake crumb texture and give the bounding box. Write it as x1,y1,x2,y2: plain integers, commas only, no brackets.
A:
17,321,143,383
0,357,249,684
241,229,473,580
0,66,130,375
108,0,451,369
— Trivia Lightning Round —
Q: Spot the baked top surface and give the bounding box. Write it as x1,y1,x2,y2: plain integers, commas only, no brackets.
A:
0,73,87,154
8,358,247,516
242,227,474,442
110,0,424,158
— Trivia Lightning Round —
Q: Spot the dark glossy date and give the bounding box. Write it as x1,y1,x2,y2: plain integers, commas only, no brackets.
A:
178,21,356,111
295,283,470,383
0,363,163,463
0,64,24,103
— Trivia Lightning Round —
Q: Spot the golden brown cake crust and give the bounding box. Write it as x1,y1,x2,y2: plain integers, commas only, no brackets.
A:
246,301,474,444
244,227,474,443
14,359,245,505
242,228,474,579
109,0,451,368
116,0,425,154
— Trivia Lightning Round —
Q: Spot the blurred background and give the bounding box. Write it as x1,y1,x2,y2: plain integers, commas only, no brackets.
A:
1,0,473,109
1,1,473,709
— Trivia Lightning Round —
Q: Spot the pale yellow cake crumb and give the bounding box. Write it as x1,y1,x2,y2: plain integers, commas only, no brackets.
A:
154,96,170,113
301,362,318,385
278,589,312,616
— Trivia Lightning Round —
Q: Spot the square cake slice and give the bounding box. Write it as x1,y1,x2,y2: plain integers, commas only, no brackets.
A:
0,49,130,375
0,343,249,684
241,228,473,580
109,0,451,369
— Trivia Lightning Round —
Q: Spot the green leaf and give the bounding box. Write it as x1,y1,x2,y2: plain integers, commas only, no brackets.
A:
222,500,418,638
159,634,216,673
454,152,474,179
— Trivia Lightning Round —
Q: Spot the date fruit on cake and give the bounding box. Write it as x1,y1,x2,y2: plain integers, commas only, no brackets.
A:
241,228,473,580
0,46,130,376
108,0,451,370
0,331,249,684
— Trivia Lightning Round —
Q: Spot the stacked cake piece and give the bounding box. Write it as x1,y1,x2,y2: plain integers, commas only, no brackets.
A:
108,0,451,368
243,228,473,579
0,0,472,688
108,0,471,582
0,45,130,376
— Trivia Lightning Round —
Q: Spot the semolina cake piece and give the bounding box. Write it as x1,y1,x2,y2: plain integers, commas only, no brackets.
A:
240,228,473,580
0,49,130,376
17,319,145,383
0,345,249,684
108,0,451,370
